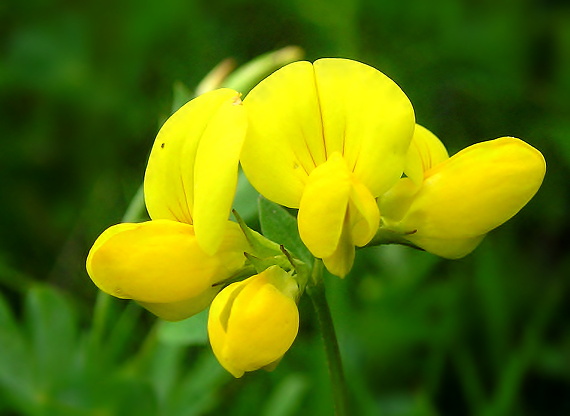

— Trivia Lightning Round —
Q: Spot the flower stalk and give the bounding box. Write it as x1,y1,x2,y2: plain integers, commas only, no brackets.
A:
307,260,349,416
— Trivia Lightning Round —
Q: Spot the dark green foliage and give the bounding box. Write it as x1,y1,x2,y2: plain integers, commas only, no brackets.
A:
1,0,569,414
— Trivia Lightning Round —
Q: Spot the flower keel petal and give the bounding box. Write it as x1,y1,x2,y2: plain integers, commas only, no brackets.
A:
298,153,351,259
144,88,245,228
86,220,248,304
193,93,247,254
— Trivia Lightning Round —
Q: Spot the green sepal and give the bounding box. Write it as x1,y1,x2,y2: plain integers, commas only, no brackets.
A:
367,219,424,251
233,207,311,294
258,197,313,266
233,209,284,259
244,252,292,274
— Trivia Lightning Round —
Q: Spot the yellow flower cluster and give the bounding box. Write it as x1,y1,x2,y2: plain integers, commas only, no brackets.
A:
86,58,545,377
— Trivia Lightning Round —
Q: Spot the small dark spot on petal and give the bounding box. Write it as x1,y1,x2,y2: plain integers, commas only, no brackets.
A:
161,143,165,149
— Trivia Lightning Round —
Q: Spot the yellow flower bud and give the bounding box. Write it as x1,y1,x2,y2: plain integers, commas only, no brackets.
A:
379,134,546,258
208,266,299,377
86,220,249,321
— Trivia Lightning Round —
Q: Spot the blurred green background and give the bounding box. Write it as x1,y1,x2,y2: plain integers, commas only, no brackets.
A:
1,0,569,415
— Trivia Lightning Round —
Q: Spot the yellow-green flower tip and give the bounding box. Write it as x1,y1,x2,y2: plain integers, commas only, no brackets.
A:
144,88,247,254
208,265,299,378
381,136,546,258
86,220,249,320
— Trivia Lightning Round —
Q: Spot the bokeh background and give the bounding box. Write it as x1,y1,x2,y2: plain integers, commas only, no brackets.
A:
1,0,569,415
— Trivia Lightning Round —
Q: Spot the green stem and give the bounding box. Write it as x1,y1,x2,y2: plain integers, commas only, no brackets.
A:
307,260,349,416
222,46,303,94
121,184,146,223
89,287,113,349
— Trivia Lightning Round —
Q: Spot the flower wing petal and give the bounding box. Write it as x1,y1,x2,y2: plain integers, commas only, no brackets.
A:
406,234,486,259
298,153,351,259
322,225,355,278
138,286,221,321
349,180,380,247
86,220,247,303
193,94,247,254
144,89,244,226
403,137,546,239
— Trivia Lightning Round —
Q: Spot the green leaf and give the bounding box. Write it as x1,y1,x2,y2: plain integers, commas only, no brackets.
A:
233,170,260,225
0,290,34,413
171,81,194,113
148,343,186,404
156,308,209,347
24,285,78,393
261,374,310,416
258,197,313,265
222,46,304,95
105,301,144,362
162,353,229,416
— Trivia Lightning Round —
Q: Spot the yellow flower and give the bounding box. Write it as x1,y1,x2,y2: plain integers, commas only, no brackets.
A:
240,58,415,276
378,125,546,258
87,220,248,320
86,89,250,321
208,266,299,378
145,88,247,254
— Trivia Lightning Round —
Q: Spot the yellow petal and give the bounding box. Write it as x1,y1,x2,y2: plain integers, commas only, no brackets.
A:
208,281,244,376
322,225,355,278
298,152,351,259
320,179,378,277
241,61,323,208
404,124,449,185
313,58,415,196
193,94,247,254
144,89,246,251
86,220,247,304
380,124,447,221
378,177,420,223
406,234,486,259
208,266,299,378
241,59,415,207
138,285,221,321
402,137,545,240
349,180,380,247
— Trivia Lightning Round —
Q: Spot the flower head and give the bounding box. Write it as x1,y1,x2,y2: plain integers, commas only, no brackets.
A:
86,55,547,380
378,126,546,258
86,89,250,321
240,58,415,276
